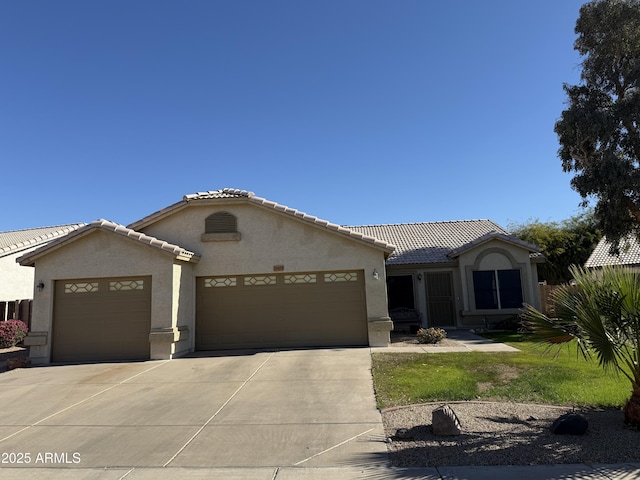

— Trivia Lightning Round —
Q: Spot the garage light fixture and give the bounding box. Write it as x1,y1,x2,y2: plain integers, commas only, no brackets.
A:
36,281,45,292
373,269,379,280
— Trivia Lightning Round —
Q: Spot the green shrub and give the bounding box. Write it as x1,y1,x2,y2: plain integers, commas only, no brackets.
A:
0,320,29,348
416,327,447,344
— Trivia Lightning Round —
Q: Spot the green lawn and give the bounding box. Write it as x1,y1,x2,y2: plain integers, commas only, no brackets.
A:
371,332,631,409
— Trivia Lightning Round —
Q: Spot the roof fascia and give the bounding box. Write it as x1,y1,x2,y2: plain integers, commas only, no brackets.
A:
387,260,459,268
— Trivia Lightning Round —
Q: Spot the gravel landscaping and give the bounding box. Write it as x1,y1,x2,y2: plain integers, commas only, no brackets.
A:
382,401,640,467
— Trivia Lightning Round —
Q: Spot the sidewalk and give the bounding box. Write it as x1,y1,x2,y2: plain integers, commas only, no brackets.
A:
2,463,639,479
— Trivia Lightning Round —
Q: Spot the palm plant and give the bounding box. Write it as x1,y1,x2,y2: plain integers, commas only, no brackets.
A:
521,265,640,427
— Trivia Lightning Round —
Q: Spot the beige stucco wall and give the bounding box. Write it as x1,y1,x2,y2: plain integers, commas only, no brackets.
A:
141,202,391,344
458,239,541,327
0,249,39,301
385,240,541,330
25,231,190,364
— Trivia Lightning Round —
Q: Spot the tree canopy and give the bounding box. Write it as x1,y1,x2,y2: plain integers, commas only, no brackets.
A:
509,210,601,284
555,0,640,250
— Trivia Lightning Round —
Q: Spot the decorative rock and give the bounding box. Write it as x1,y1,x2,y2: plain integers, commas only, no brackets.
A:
395,428,413,439
6,357,30,370
432,404,462,436
550,413,588,435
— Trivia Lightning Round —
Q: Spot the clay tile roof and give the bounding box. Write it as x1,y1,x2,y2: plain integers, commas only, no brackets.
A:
0,223,86,258
348,220,533,265
585,235,640,268
18,220,200,266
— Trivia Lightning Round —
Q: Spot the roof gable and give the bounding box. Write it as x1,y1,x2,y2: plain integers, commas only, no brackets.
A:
18,220,200,266
128,188,395,255
448,232,541,258
348,220,539,265
0,224,86,258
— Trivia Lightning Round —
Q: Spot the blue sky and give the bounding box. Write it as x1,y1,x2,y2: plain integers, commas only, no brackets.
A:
1,0,589,232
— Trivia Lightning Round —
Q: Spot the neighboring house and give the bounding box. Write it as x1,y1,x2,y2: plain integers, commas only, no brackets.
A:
585,235,640,270
18,189,395,365
0,224,85,303
349,221,544,330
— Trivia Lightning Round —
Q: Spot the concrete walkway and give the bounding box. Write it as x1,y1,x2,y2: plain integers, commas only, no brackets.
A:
378,329,521,353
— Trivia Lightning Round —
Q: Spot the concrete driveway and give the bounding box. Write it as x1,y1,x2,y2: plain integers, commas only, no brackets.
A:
0,348,388,479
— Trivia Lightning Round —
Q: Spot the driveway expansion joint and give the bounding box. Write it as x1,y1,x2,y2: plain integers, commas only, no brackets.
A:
162,351,276,467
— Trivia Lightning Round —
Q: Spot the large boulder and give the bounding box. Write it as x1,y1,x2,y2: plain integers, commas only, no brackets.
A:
550,413,588,435
432,404,462,436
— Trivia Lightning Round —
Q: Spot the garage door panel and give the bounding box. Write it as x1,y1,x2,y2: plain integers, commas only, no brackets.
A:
196,271,368,350
52,277,151,363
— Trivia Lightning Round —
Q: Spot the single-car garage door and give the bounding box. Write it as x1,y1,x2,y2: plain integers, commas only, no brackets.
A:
196,270,368,350
52,277,151,363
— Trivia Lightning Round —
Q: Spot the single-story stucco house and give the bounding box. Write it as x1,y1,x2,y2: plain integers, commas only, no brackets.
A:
18,189,395,364
17,189,543,365
585,235,640,270
0,224,85,321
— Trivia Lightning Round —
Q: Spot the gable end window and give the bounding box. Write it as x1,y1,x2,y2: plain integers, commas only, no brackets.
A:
472,269,523,310
201,212,241,242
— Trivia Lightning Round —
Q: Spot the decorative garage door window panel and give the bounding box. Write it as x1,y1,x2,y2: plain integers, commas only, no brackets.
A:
64,279,146,294
244,275,277,286
64,282,99,293
202,272,358,288
284,274,317,284
109,280,144,291
204,277,237,288
324,272,358,283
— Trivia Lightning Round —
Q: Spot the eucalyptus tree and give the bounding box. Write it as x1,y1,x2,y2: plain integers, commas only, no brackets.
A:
555,0,640,250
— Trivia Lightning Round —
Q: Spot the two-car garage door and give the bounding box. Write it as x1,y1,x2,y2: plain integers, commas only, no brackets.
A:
50,270,368,362
196,270,368,350
52,277,151,363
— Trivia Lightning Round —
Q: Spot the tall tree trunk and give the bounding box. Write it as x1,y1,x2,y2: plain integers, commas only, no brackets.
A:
624,387,640,428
